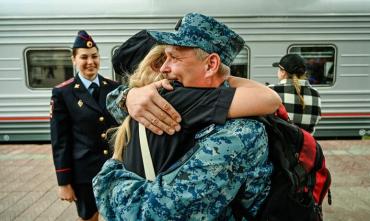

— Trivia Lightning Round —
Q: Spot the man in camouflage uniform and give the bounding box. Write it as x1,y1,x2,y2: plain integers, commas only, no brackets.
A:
93,13,277,220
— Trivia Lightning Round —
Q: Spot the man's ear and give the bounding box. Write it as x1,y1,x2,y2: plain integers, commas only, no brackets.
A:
204,53,221,78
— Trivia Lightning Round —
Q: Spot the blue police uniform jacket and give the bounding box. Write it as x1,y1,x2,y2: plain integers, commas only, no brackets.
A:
50,74,119,185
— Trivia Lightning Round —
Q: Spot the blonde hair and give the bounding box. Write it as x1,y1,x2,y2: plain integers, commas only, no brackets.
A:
111,45,166,161
289,73,306,109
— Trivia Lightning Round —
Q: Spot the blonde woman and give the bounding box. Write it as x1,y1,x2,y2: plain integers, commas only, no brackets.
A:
271,54,322,133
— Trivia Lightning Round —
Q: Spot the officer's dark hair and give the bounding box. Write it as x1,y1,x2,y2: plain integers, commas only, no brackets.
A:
72,46,99,57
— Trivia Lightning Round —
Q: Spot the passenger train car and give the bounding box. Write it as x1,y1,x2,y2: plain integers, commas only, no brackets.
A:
0,0,369,141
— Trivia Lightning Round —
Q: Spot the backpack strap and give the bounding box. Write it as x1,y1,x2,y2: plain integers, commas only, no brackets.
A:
138,123,156,181
257,115,301,189
276,105,289,121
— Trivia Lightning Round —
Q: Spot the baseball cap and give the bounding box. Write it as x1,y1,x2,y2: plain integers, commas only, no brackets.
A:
272,54,306,75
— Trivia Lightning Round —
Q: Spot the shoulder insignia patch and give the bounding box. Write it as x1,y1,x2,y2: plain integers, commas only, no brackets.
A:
56,78,74,88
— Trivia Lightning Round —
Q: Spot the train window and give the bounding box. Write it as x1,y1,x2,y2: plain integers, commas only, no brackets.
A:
288,46,335,86
230,47,249,79
112,46,250,82
25,49,73,89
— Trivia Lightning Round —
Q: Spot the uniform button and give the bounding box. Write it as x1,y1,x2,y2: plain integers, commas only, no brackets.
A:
103,150,108,155
99,116,105,122
101,133,106,139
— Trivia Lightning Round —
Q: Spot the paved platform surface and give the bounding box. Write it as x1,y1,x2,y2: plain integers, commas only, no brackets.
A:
0,140,369,221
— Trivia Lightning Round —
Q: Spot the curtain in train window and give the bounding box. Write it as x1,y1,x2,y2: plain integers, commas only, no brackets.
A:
288,46,335,85
26,49,73,88
230,48,249,79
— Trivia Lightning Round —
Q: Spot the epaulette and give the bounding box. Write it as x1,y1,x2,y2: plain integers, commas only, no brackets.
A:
56,78,74,88
102,77,118,84
101,77,119,86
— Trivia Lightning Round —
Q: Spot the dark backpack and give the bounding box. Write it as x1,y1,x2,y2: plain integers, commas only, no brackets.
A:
233,106,332,221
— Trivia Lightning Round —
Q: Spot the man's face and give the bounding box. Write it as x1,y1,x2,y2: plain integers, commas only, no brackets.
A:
160,46,208,87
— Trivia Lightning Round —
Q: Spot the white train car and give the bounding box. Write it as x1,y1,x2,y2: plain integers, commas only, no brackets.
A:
0,0,369,141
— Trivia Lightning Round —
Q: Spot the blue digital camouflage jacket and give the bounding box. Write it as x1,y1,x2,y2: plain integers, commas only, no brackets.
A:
93,115,273,220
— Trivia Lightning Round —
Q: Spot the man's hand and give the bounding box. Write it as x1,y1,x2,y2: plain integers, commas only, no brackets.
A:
126,79,181,135
58,184,77,202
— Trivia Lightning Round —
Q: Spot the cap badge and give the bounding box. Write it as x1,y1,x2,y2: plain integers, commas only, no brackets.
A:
86,41,93,48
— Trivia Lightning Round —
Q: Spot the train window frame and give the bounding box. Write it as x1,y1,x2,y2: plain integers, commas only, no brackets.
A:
24,48,74,90
230,46,250,79
287,44,337,87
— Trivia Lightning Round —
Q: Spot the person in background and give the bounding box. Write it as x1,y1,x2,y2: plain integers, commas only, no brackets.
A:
50,30,119,221
94,13,281,220
271,54,322,133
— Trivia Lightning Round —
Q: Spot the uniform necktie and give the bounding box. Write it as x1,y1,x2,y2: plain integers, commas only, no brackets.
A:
89,82,100,102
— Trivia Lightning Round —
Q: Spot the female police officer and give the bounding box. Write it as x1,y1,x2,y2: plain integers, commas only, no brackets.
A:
50,30,119,221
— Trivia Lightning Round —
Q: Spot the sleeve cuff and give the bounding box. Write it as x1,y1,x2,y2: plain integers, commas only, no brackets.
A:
106,85,129,124
213,87,236,124
56,169,72,185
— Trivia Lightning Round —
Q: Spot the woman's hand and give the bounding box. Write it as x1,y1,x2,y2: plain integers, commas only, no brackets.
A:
58,184,77,202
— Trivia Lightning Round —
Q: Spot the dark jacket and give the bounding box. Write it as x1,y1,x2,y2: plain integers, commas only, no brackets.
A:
50,74,119,185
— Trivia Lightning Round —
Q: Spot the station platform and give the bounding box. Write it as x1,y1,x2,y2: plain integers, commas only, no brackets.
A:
0,140,369,221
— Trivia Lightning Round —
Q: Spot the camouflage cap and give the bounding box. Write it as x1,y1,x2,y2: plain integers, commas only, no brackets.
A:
148,12,245,66
73,30,97,49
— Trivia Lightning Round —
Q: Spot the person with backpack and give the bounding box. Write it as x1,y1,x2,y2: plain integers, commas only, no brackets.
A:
93,13,282,220
270,54,322,133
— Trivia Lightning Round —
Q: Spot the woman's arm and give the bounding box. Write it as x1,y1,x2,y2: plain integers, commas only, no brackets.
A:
50,88,74,187
227,76,282,117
